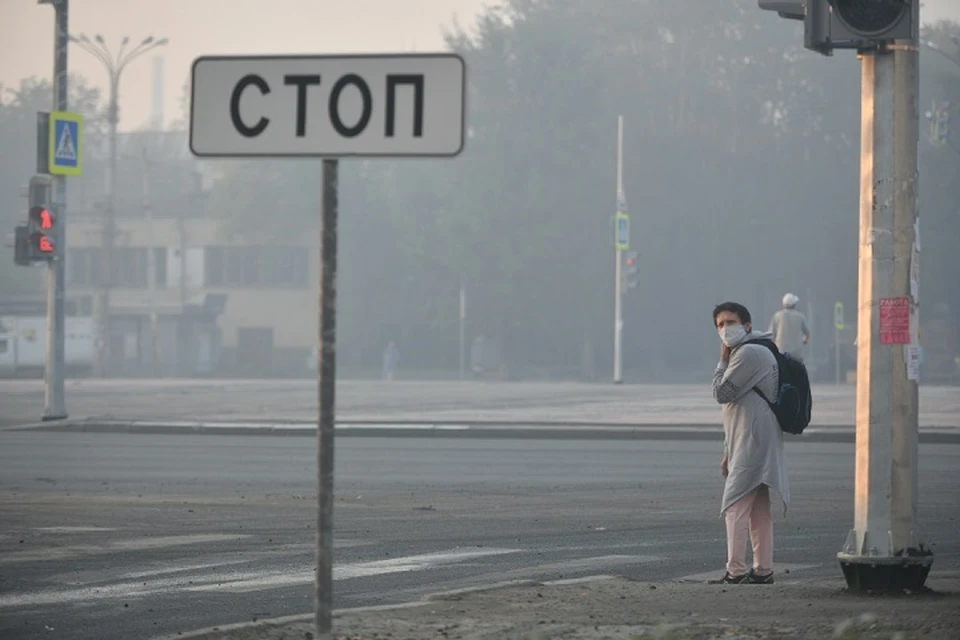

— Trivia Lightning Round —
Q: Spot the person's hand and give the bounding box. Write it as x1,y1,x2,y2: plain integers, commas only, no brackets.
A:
721,456,729,478
721,343,731,362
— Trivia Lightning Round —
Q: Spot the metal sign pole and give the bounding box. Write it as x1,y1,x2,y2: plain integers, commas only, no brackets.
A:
315,158,338,639
43,0,68,420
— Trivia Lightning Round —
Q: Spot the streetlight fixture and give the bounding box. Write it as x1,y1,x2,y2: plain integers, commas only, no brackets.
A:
69,33,167,377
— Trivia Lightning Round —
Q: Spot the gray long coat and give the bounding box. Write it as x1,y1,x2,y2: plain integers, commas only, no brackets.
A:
711,334,790,516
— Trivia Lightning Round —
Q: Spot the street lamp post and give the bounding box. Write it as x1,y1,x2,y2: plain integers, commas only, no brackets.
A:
69,33,167,377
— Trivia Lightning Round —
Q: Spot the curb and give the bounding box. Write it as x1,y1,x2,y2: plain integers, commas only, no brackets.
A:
8,418,960,444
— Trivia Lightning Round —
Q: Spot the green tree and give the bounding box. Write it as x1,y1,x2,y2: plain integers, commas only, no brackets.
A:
203,2,959,379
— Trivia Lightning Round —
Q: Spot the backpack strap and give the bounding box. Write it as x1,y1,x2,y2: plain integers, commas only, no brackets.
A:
743,338,780,406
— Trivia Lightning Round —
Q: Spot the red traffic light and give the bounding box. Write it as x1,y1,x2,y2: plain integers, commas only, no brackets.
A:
31,232,55,254
625,257,635,266
29,206,54,230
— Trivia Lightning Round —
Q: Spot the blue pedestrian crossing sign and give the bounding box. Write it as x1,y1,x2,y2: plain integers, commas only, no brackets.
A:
615,212,630,251
48,111,83,176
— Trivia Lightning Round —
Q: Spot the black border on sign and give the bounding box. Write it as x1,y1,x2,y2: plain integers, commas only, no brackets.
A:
188,52,467,159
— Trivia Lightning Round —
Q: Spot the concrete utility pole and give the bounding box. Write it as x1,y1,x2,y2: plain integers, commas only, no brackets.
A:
39,0,68,421
612,115,624,385
837,0,933,591
69,33,167,377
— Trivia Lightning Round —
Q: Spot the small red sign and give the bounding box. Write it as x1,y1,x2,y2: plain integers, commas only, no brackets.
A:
879,297,910,345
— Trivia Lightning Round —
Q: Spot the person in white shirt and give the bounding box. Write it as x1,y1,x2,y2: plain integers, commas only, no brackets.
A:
769,293,809,362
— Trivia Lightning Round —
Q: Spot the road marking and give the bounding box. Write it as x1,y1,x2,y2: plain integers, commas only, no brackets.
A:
0,574,198,608
119,560,252,580
187,548,524,593
674,563,820,583
0,533,250,565
543,574,618,585
34,526,116,533
0,547,522,608
482,554,664,583
526,554,662,572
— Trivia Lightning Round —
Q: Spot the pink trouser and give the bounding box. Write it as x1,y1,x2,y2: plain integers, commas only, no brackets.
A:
725,484,773,576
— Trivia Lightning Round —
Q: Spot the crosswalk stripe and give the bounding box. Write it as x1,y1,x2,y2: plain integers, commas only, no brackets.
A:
34,526,117,533
187,548,524,593
119,560,252,580
7,538,799,610
0,547,522,608
0,534,250,565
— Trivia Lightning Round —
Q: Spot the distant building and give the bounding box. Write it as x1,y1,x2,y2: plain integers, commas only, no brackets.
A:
7,129,318,377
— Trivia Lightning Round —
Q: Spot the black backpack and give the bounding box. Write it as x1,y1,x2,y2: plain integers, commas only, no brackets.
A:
746,338,813,435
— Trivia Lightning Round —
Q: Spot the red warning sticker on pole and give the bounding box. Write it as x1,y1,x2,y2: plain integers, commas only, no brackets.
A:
879,297,911,345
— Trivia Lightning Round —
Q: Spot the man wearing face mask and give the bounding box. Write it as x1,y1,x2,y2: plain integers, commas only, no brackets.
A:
710,301,790,585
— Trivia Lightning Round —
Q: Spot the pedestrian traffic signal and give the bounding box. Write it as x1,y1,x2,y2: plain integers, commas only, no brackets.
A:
26,205,57,260
26,175,55,262
623,251,640,290
931,102,950,146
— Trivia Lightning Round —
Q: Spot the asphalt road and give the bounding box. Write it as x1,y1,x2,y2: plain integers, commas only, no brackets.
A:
0,432,958,640
3,378,960,428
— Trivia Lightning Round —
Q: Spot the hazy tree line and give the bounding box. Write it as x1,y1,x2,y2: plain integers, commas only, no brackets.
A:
2,0,958,380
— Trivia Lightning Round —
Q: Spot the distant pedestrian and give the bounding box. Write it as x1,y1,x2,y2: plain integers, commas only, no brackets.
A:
768,293,809,362
382,340,399,381
710,301,790,585
470,335,486,378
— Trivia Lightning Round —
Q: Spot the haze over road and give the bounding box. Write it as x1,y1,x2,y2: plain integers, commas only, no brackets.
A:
2,379,959,429
0,432,958,640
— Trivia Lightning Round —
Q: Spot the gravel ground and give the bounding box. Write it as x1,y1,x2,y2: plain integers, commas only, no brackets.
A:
163,571,960,640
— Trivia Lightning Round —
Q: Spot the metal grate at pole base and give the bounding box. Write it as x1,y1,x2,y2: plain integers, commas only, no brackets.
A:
838,547,934,593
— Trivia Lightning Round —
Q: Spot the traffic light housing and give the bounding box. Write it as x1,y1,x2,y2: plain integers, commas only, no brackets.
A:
758,1,804,20
759,1,916,57
623,251,640,290
931,102,950,146
28,175,56,260
13,226,31,266
28,204,56,258
13,175,56,266
827,0,913,49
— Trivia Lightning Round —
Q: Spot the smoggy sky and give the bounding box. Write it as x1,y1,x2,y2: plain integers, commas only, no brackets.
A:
2,0,958,132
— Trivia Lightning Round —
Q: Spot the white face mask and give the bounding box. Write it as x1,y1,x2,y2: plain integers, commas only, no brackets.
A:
719,324,747,348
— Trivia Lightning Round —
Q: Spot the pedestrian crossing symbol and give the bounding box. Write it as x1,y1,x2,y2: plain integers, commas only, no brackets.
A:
615,212,630,251
48,111,84,176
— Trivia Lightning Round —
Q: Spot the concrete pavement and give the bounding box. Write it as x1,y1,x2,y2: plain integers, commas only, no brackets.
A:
162,572,960,639
3,379,960,448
